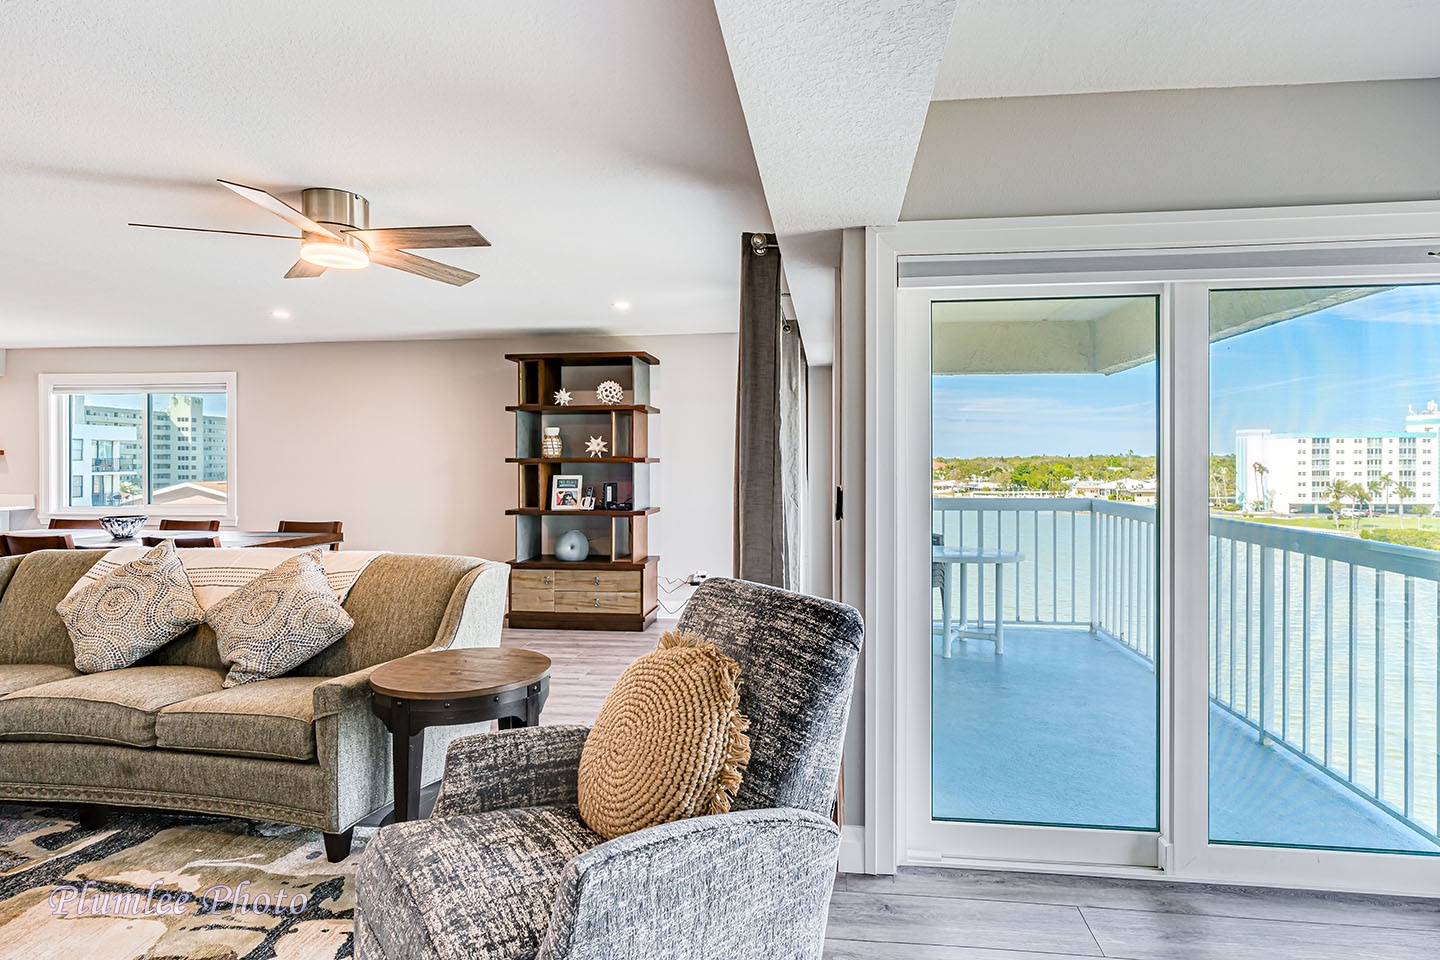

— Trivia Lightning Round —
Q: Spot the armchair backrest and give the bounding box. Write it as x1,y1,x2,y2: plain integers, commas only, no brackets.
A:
677,577,863,817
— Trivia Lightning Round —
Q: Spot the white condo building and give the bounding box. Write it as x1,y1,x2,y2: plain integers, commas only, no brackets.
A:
67,396,228,507
1235,403,1440,514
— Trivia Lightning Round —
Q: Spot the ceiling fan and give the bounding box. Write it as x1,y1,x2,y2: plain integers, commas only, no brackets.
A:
130,180,489,286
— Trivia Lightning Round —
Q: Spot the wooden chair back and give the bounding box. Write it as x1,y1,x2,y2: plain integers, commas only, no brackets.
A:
142,535,221,549
48,519,103,529
278,520,344,551
2,533,76,555
158,519,221,531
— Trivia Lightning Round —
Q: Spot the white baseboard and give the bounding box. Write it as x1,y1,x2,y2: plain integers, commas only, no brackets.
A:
838,825,866,873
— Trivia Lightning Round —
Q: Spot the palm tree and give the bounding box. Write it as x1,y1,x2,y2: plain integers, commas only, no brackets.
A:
1378,472,1395,517
1325,480,1348,529
1396,482,1415,528
1252,462,1269,512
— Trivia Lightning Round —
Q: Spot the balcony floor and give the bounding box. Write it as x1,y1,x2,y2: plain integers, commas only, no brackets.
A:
931,624,1440,854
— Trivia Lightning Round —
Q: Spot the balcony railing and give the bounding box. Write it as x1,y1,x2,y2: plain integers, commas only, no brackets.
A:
934,496,1440,846
91,457,138,473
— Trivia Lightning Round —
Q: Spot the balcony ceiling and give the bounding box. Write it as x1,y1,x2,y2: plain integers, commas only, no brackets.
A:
0,1,771,348
934,0,1440,101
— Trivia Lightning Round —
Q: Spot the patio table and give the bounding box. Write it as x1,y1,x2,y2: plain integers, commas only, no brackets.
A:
933,545,1023,655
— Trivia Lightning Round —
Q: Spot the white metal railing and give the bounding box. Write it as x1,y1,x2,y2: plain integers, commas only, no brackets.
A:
932,497,1440,846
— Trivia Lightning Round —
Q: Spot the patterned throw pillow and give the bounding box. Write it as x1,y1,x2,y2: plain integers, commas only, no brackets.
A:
206,550,355,687
57,540,204,673
577,629,750,840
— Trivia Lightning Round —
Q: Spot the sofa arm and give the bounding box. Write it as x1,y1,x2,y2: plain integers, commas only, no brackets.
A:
430,725,590,818
313,665,382,718
433,560,510,651
537,808,839,960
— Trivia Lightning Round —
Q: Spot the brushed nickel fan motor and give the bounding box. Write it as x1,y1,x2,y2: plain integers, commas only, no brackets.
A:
300,187,370,231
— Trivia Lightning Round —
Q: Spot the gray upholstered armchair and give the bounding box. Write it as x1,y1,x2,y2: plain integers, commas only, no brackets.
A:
354,577,863,960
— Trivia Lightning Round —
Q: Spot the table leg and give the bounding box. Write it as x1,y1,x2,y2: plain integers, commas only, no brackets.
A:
390,700,424,823
941,563,952,658
994,562,1005,655
956,563,967,653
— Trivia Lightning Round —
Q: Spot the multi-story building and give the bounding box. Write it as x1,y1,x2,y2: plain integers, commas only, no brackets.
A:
67,396,227,507
1235,404,1440,514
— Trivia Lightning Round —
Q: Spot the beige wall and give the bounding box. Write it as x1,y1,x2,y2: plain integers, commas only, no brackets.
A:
903,78,1440,221
0,333,737,583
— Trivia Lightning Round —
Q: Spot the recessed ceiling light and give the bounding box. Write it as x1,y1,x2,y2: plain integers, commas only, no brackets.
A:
271,308,292,320
612,300,631,312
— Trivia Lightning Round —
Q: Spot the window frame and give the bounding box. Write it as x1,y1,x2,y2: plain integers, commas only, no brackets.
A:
38,372,238,524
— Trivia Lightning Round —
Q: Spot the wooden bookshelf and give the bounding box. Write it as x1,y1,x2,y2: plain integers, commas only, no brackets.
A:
506,351,659,630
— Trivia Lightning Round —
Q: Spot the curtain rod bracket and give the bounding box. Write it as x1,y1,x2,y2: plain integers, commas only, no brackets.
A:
750,233,772,257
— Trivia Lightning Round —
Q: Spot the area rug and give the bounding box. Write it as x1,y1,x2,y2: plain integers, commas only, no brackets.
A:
0,804,367,960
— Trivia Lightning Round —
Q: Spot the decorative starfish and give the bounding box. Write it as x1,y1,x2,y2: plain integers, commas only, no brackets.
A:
586,436,608,458
553,388,572,406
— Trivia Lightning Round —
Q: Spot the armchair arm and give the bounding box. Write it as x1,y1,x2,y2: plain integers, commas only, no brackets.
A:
538,808,840,960
431,724,591,818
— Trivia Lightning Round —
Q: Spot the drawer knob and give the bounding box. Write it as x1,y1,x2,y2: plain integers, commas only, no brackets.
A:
593,576,601,586
544,575,551,585
593,598,600,608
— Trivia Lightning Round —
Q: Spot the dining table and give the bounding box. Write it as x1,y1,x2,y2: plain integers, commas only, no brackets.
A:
6,528,344,551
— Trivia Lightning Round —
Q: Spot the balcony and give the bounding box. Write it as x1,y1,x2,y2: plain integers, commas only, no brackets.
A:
90,457,138,473
932,497,1440,853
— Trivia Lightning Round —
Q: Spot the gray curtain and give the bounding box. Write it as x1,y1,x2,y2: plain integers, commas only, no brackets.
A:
734,233,808,589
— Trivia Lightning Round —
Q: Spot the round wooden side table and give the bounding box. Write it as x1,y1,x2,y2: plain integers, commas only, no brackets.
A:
369,647,551,823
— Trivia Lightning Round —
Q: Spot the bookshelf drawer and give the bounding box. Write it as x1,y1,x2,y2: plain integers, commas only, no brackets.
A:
510,570,555,611
555,570,642,593
554,591,642,614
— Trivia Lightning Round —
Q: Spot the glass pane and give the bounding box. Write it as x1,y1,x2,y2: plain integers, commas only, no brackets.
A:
1209,284,1440,854
66,394,145,508
149,392,228,507
931,295,1160,830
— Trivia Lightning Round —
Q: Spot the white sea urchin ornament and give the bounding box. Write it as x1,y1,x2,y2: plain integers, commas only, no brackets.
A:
595,380,624,405
553,388,572,406
586,436,609,458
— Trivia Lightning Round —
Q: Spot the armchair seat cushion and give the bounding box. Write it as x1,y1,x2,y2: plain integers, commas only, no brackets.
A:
0,665,226,747
156,676,326,761
0,663,80,697
357,804,602,960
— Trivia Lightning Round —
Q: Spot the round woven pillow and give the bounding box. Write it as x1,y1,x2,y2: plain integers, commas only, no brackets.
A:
577,629,750,840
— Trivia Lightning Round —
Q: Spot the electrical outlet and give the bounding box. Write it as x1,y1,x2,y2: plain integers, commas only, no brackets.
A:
686,571,708,586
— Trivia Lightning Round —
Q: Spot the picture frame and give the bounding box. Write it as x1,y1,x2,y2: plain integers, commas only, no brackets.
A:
550,474,585,510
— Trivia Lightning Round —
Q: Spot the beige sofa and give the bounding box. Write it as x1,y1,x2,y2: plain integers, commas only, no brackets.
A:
0,549,509,860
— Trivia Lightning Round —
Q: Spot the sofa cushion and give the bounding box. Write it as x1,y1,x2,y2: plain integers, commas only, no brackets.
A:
0,665,226,747
57,540,204,673
207,550,355,687
356,805,603,960
0,663,81,697
155,676,324,761
0,550,105,666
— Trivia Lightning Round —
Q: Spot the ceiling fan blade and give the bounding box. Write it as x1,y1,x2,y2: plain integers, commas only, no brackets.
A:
284,259,326,279
216,179,344,241
370,248,479,286
129,222,298,240
344,225,489,249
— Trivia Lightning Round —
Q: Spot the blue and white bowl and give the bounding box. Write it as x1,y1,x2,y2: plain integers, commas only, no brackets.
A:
98,515,148,539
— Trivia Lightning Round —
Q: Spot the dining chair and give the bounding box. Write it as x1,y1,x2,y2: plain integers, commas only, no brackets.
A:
2,533,76,555
142,535,221,548
277,520,343,550
48,519,103,529
158,519,221,531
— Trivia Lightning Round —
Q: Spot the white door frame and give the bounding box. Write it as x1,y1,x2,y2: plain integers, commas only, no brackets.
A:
863,200,1440,893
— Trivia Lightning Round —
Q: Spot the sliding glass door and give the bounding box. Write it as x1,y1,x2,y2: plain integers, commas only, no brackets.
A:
1209,284,1440,856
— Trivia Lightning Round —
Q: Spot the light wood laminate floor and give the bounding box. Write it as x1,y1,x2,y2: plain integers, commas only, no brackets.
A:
502,621,1440,959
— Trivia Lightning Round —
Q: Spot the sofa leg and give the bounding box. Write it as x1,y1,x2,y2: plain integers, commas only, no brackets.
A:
75,804,108,830
323,828,355,862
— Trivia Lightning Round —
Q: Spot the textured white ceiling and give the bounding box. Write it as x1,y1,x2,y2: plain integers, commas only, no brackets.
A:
934,0,1440,101
0,1,770,348
714,0,956,234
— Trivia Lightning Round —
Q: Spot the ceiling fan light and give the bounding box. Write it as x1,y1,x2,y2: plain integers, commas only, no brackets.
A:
299,236,369,270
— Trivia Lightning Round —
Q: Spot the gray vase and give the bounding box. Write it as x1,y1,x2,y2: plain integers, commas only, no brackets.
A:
554,529,590,562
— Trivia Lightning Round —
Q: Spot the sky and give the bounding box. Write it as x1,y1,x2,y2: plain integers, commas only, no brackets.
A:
79,392,229,416
932,285,1440,459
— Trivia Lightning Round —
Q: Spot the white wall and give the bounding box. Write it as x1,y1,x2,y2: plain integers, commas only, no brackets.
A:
903,79,1440,221
0,333,737,583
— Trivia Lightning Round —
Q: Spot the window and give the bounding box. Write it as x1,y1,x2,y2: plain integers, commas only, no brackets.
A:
40,373,236,521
